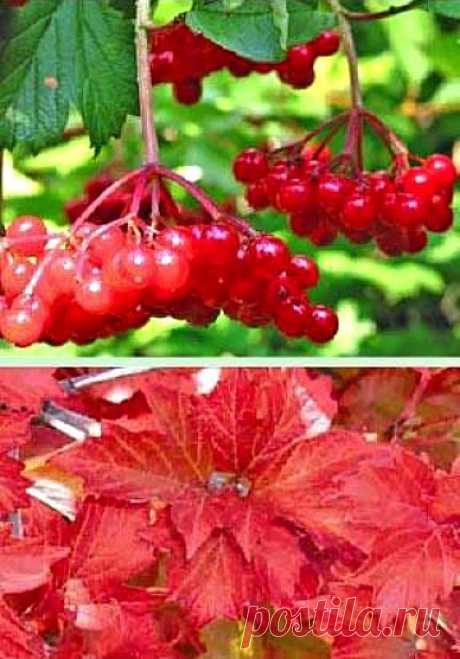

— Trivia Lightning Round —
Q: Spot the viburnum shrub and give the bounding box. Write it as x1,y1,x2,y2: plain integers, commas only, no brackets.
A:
0,0,458,349
0,365,460,656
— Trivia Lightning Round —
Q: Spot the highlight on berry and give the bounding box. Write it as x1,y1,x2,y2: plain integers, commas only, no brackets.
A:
0,0,458,354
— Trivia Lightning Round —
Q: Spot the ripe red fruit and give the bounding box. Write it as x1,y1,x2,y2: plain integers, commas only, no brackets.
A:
275,298,310,337
314,31,341,56
425,154,457,189
233,149,269,183
46,253,77,296
318,175,350,212
276,180,312,213
288,255,319,289
173,78,203,105
149,247,191,301
118,245,156,289
0,299,45,347
395,193,427,228
246,235,291,277
245,181,269,210
264,274,303,312
287,44,316,73
305,305,339,343
342,194,376,230
89,227,125,265
84,174,115,201
399,167,437,199
1,257,35,299
6,216,47,257
75,275,113,314
425,196,454,232
197,223,240,267
157,227,195,261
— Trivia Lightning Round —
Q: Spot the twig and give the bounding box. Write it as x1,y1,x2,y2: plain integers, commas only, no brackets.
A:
60,367,155,393
343,0,425,22
41,401,102,442
136,0,160,219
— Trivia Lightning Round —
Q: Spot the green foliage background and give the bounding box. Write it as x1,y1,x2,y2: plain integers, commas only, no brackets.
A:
2,0,459,357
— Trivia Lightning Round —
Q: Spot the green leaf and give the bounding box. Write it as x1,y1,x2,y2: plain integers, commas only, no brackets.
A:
0,0,138,153
186,0,336,62
270,0,289,50
425,0,460,18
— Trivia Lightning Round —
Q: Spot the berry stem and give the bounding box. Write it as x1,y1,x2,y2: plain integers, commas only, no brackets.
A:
71,168,145,233
342,0,425,22
150,164,257,236
362,110,409,165
326,0,363,110
135,0,160,219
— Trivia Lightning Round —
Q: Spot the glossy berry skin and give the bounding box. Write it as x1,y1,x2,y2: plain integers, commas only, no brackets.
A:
6,216,47,257
149,248,191,301
425,154,457,189
118,245,156,289
395,194,427,228
314,31,341,56
197,223,240,267
277,180,312,213
246,181,269,210
46,253,77,297
1,258,35,299
0,299,45,347
89,227,125,264
288,255,319,289
305,305,339,343
246,235,290,277
275,298,310,338
157,227,195,261
233,149,269,184
342,195,376,230
399,167,437,199
75,275,113,314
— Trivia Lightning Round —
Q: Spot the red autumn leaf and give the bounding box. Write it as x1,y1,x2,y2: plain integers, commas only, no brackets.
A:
25,498,155,599
0,528,68,595
334,368,421,435
0,597,44,658
0,455,30,514
398,369,460,468
50,370,341,624
330,447,460,614
0,368,63,451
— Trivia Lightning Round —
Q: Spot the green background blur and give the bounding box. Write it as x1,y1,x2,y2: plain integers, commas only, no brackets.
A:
2,0,459,358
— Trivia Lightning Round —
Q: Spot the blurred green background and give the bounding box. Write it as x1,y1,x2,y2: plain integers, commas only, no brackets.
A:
2,0,459,357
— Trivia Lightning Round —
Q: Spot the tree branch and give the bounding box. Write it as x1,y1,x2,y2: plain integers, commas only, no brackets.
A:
342,0,425,22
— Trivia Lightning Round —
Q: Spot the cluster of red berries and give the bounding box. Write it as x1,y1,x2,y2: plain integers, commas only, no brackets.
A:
149,22,340,105
0,176,338,348
234,145,457,255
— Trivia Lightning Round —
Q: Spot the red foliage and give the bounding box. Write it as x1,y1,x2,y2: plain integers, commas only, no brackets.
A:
0,367,458,656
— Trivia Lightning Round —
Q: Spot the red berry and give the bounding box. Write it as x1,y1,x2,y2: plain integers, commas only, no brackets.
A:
150,247,191,301
425,196,454,232
288,255,319,288
264,273,303,312
6,216,47,257
0,300,45,347
342,194,376,230
1,257,35,299
275,298,310,338
425,154,457,189
89,227,125,264
305,305,338,343
233,149,269,184
398,167,437,199
405,228,428,253
157,226,195,261
75,275,113,314
314,31,340,56
317,174,351,212
173,78,202,105
287,44,316,74
46,253,77,296
394,193,427,228
246,235,290,277
64,198,88,224
196,223,240,267
246,181,270,210
118,245,156,289
276,179,312,213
